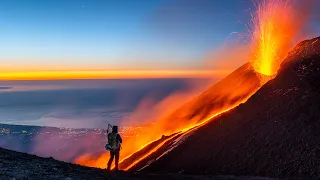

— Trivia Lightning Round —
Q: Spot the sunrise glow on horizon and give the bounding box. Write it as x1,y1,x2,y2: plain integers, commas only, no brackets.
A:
0,70,230,80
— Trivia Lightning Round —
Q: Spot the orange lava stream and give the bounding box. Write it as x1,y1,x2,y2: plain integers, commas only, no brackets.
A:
123,133,182,171
122,107,234,171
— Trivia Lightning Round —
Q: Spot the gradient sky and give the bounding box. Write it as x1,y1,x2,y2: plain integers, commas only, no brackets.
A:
0,0,319,74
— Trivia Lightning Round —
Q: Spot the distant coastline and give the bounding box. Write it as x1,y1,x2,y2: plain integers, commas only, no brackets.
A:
0,87,12,90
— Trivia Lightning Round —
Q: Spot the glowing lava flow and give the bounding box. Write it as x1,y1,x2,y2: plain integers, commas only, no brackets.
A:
121,107,234,171
123,133,182,171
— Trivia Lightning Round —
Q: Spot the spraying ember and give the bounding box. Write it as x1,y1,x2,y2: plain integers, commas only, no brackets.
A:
250,0,309,76
74,0,314,170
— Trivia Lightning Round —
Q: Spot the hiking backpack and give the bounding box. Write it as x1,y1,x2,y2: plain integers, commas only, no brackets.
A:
108,133,120,150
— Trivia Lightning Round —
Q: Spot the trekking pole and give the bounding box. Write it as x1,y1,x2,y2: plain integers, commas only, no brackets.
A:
107,123,112,134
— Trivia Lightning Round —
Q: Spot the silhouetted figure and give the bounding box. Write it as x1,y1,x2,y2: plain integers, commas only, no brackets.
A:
107,126,122,171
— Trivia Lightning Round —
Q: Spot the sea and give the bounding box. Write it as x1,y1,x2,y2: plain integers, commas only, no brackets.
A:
0,78,213,128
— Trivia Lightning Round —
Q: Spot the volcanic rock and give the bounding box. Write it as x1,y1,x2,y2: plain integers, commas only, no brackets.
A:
0,147,278,180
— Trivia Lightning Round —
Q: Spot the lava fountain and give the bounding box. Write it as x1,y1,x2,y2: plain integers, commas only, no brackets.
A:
250,0,310,76
74,0,313,170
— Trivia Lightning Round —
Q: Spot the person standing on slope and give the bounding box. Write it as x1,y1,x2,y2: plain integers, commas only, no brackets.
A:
107,126,122,171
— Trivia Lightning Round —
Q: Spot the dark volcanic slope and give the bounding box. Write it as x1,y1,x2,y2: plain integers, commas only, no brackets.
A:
0,148,278,180
138,37,320,179
0,148,110,180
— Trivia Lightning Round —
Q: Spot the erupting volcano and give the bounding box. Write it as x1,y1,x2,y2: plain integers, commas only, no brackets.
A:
74,0,316,172
1,0,319,179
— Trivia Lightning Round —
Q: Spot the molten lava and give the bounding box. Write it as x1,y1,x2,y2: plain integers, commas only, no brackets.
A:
74,0,313,170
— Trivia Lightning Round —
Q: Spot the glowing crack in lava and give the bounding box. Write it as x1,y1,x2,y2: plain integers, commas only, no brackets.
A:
74,0,311,170
250,0,305,76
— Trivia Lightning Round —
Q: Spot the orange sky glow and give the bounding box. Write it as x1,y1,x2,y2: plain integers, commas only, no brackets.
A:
0,70,230,80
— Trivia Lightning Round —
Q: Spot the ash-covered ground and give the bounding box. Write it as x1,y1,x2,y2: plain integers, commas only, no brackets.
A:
0,148,279,180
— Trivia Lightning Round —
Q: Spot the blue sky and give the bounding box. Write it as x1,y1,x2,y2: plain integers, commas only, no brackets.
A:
0,0,318,71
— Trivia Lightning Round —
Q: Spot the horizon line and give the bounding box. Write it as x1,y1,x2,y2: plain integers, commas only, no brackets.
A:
0,69,231,81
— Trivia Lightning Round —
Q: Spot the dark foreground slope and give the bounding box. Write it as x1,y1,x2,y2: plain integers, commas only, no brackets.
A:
137,37,320,179
0,148,278,180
